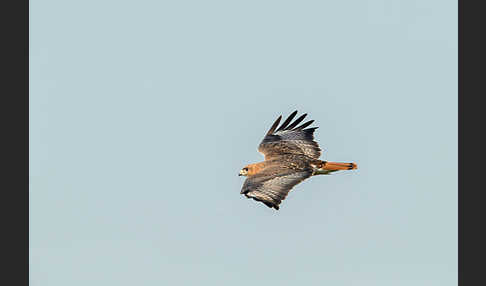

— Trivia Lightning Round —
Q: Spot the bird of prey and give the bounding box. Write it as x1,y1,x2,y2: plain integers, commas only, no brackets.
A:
239,110,357,210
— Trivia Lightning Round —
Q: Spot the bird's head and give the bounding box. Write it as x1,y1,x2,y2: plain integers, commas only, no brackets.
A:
239,166,250,176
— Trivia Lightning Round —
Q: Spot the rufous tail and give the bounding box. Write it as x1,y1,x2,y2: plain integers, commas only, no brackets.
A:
321,161,357,170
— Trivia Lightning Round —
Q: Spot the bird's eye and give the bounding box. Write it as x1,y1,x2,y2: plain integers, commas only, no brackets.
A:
243,168,248,171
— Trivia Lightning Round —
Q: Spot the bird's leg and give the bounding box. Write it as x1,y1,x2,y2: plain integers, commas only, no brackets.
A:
313,169,338,175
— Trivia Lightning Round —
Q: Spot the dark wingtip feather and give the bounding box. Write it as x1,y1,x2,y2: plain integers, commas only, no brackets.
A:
296,120,314,130
276,110,298,132
304,127,319,133
266,115,282,135
286,113,307,130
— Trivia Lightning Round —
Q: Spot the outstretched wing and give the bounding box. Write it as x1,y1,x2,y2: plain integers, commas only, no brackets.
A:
240,166,313,210
258,110,322,160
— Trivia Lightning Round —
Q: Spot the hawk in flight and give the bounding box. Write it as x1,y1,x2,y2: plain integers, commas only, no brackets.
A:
239,110,357,210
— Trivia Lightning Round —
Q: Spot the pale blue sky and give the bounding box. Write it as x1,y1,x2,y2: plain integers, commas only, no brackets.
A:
30,0,457,285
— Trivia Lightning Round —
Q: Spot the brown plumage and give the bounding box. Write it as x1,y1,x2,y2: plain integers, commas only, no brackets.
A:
239,110,357,210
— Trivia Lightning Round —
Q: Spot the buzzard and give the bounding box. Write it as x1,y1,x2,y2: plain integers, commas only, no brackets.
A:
239,110,357,210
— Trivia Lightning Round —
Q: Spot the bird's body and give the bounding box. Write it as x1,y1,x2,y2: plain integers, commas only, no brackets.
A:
239,111,357,210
